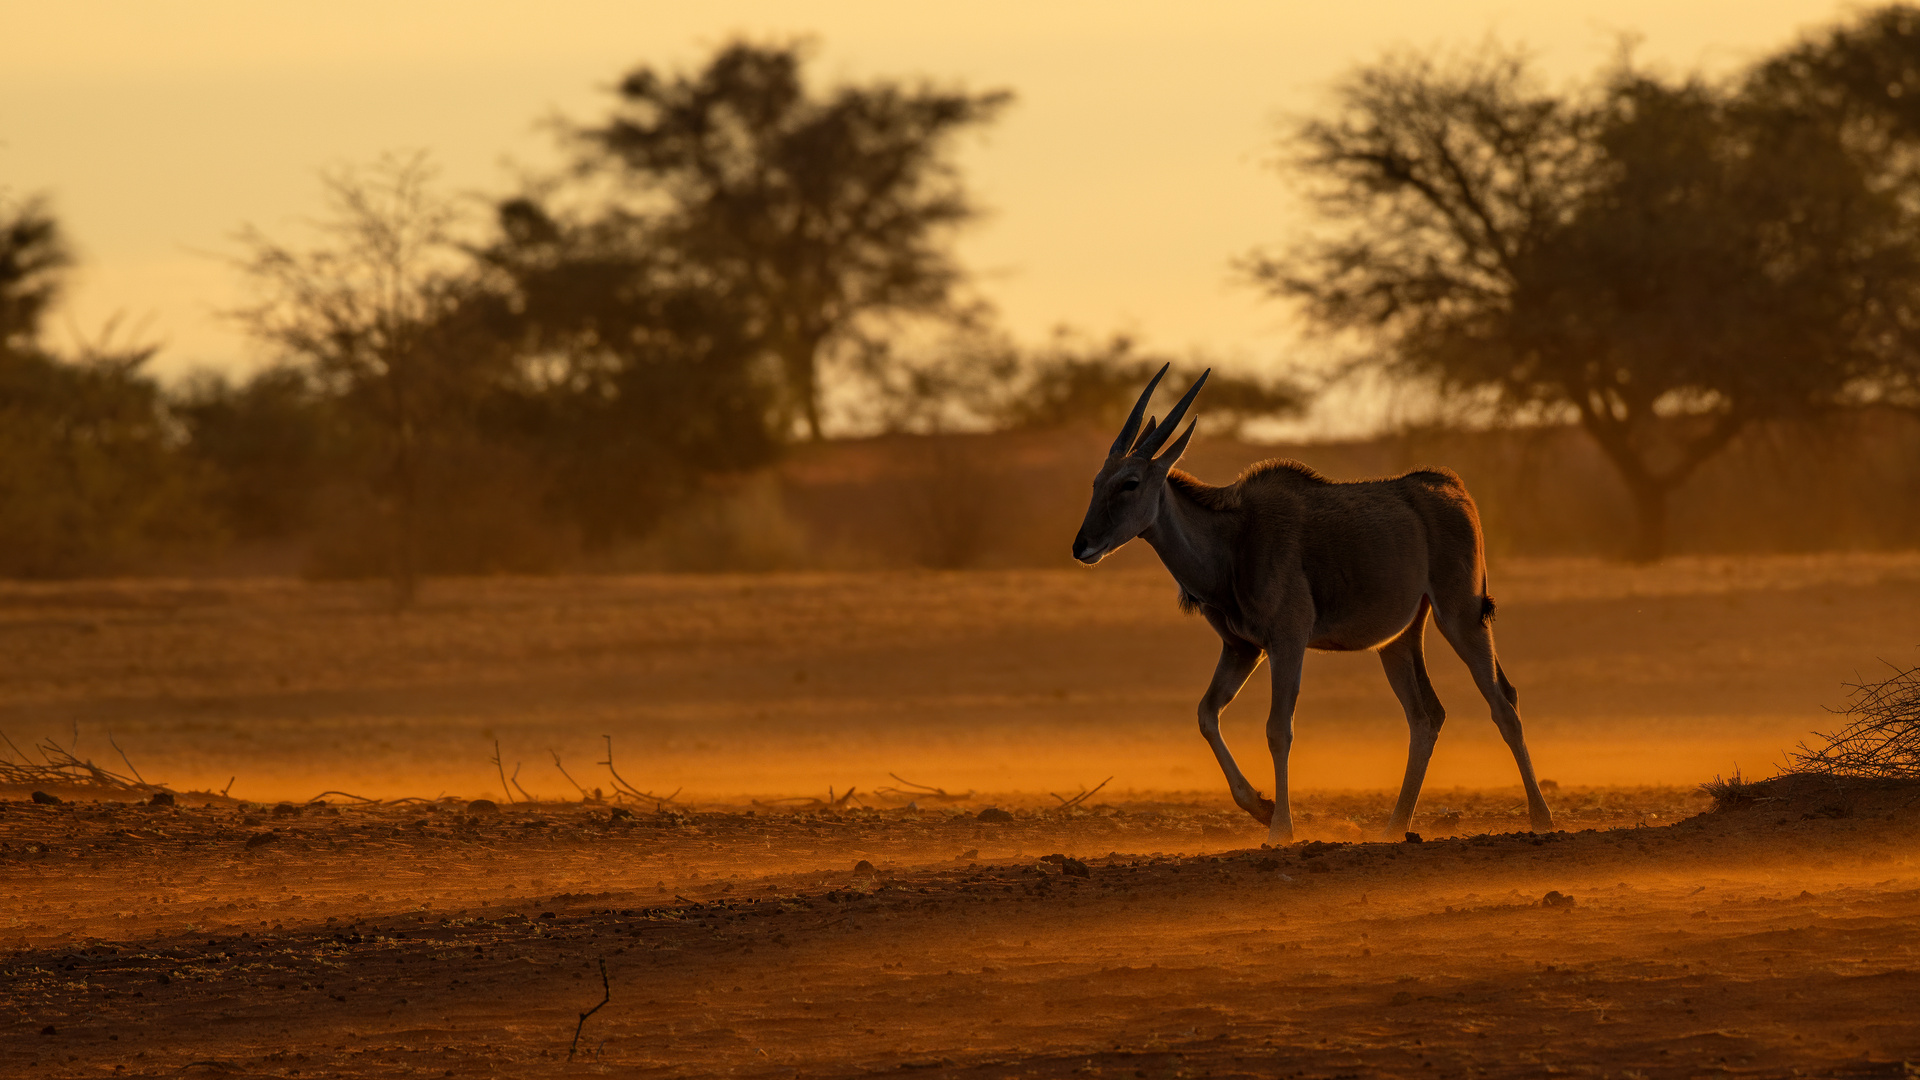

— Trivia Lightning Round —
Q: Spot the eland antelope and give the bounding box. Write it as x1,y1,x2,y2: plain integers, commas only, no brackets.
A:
1071,365,1555,845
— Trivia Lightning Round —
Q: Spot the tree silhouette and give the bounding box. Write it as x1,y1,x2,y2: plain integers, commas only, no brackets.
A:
0,195,207,575
0,195,70,355
1256,46,1920,560
569,40,1011,440
477,197,785,544
1747,4,1920,412
233,153,509,603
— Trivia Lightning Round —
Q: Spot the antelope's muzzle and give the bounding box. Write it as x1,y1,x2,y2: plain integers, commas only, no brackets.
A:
1071,533,1102,564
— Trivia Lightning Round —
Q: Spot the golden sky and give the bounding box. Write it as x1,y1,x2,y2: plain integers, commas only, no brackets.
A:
0,0,1859,398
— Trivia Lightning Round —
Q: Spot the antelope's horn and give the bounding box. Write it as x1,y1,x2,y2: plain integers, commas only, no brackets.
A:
1156,418,1198,465
1135,416,1159,448
1109,362,1170,457
1132,368,1209,458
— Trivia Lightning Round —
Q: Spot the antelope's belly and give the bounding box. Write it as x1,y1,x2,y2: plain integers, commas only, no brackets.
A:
1307,592,1426,651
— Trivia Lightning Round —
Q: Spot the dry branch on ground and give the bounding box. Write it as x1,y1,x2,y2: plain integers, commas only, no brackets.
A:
596,735,680,807
0,729,176,798
873,773,975,804
1049,777,1112,812
1791,660,1920,779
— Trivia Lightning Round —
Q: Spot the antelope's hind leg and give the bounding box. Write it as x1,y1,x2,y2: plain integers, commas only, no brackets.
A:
1380,596,1445,838
1434,594,1555,832
1196,639,1274,825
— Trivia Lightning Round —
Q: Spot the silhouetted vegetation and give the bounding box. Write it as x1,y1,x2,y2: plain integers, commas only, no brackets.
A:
1257,9,1920,560
231,154,527,601
863,329,1304,436
0,195,211,577
15,16,1920,579
1791,659,1920,779
556,40,1011,442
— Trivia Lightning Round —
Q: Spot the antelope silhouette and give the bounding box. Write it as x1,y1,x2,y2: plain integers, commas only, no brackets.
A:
1072,365,1554,844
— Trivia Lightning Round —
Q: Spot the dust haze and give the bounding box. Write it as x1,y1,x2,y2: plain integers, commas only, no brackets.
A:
9,555,1907,803
7,556,1920,1076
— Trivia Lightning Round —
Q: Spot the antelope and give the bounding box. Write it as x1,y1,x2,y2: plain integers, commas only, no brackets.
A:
1071,365,1555,845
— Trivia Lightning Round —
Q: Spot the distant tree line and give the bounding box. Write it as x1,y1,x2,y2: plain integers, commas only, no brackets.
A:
11,9,1920,581
0,42,1302,591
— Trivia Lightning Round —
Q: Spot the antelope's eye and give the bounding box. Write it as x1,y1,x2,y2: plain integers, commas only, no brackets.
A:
1118,478,1140,493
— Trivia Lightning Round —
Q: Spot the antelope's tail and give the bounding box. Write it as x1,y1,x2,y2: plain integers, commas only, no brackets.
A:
1482,570,1517,706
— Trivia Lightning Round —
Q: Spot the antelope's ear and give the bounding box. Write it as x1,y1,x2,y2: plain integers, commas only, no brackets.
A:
1153,419,1198,469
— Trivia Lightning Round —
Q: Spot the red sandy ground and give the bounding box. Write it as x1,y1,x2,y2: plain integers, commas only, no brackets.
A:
4,778,1919,1079
6,559,1920,1076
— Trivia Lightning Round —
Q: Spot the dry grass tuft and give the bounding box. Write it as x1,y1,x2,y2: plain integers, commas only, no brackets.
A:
1699,769,1770,808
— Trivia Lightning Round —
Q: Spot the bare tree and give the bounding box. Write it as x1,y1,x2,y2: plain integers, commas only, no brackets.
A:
234,153,499,604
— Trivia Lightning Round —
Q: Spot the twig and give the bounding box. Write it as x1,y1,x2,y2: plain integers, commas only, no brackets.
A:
0,728,177,795
307,790,380,804
598,735,680,805
567,957,610,1061
0,729,28,764
510,763,533,803
751,786,860,812
1049,776,1113,811
106,731,148,786
220,777,236,798
550,750,593,801
1792,659,1920,778
492,740,514,804
874,773,974,803
887,772,945,794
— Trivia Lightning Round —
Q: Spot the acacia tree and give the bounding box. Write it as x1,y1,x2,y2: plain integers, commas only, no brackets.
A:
234,153,508,603
1254,46,1919,560
566,41,1011,440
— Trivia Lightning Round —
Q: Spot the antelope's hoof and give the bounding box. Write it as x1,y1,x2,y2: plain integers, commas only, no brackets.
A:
1252,796,1276,826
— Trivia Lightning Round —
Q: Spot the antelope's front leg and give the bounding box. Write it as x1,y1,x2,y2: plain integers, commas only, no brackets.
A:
1264,643,1307,845
1195,639,1270,824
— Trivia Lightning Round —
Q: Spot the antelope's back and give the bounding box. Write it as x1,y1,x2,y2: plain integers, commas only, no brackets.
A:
1390,466,1490,593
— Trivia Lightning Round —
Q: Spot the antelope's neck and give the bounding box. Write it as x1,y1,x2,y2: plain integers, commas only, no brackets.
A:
1140,481,1231,608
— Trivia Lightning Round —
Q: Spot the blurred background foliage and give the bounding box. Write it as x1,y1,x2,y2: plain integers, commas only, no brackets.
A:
12,14,1920,586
